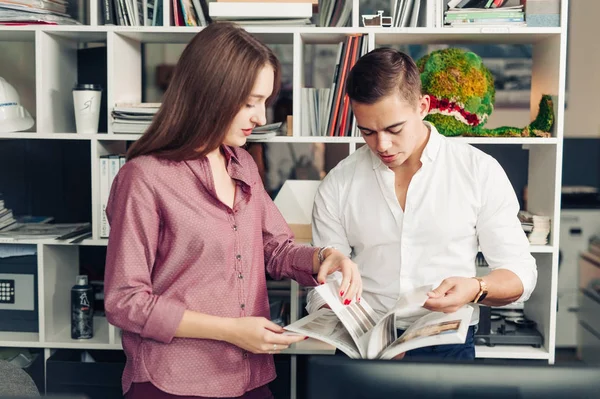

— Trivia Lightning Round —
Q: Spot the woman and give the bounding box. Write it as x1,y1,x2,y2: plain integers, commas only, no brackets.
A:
104,22,362,399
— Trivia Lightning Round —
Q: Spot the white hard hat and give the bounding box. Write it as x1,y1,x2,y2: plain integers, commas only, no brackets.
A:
0,76,34,132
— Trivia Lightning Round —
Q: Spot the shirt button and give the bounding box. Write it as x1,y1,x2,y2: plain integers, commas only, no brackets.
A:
238,273,243,279
236,254,242,260
240,303,245,309
243,352,248,359
233,225,238,231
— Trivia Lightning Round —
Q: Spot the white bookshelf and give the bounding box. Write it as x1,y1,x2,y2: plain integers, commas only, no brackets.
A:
0,0,569,396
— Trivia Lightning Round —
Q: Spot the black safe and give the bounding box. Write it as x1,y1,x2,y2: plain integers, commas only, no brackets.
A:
0,254,38,333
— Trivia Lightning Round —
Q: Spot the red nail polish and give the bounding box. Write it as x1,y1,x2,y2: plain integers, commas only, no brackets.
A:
358,297,361,303
344,299,350,305
340,291,344,296
304,336,309,340
320,282,325,285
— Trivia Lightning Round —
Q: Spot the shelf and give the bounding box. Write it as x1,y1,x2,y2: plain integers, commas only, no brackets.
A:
373,27,563,45
114,26,294,44
284,338,336,355
97,134,142,141
452,137,559,145
529,245,556,253
0,133,95,140
0,26,562,45
475,345,550,360
249,136,364,143
0,238,97,246
44,316,120,350
0,331,40,347
0,238,556,254
0,133,560,145
254,136,559,145
44,30,107,43
0,5,567,376
297,27,562,44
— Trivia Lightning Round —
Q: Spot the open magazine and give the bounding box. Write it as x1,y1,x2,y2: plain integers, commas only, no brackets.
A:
284,281,473,359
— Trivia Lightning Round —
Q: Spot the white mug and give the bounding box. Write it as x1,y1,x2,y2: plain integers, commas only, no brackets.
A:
73,83,102,134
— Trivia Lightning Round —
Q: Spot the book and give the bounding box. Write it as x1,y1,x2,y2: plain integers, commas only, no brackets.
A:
0,223,91,242
208,2,312,19
285,282,474,359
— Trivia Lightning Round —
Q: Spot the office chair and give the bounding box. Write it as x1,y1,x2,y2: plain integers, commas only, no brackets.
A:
0,359,39,396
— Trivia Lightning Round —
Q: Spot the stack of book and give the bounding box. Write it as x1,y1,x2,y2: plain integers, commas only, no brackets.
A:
389,0,430,28
208,0,315,26
0,222,91,242
111,103,159,134
444,0,525,27
518,210,551,245
300,88,332,137
320,0,351,27
247,122,282,141
171,0,210,26
0,0,78,25
99,154,127,238
0,195,16,231
302,34,368,137
102,0,163,26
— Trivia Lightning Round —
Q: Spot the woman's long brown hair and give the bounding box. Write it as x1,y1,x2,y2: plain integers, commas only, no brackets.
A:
127,22,281,161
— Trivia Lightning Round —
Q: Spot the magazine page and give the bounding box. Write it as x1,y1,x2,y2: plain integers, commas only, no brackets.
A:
364,311,397,359
313,281,382,356
365,285,432,359
393,285,432,319
284,308,362,358
378,305,474,360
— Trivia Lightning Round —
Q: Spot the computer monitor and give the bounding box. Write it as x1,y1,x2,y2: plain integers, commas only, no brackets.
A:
305,356,600,399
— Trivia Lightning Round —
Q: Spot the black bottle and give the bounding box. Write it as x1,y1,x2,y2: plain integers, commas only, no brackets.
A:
71,275,94,339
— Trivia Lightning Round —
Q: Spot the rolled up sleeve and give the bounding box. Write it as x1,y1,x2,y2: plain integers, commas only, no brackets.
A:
476,158,538,302
104,163,186,344
260,187,318,288
306,171,350,314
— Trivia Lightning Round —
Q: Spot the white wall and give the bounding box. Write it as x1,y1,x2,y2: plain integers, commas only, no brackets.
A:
563,0,600,137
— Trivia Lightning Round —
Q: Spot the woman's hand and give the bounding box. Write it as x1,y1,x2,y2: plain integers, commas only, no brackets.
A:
223,317,306,354
316,248,363,305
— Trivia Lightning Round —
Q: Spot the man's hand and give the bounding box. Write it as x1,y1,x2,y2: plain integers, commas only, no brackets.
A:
423,277,480,313
316,248,363,304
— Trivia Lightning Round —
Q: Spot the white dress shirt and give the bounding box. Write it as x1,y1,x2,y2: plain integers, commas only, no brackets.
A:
307,122,537,328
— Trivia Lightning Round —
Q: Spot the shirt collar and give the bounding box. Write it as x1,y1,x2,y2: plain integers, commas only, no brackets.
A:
369,121,442,170
222,146,252,189
420,121,441,164
185,145,252,194
221,145,241,166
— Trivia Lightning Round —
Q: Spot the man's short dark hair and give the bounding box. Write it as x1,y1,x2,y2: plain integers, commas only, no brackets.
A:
345,47,422,106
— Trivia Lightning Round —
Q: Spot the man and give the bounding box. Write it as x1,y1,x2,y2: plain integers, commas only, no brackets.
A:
306,48,537,360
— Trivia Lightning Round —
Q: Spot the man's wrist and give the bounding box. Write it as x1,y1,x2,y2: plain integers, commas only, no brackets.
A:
471,277,488,304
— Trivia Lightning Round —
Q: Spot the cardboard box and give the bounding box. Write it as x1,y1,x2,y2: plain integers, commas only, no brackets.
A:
274,180,322,242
